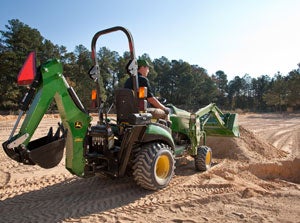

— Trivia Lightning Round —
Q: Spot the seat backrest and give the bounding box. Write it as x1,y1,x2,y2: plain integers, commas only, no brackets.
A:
115,88,138,123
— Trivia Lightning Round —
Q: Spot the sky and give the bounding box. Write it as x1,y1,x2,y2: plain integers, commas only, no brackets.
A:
1,0,300,80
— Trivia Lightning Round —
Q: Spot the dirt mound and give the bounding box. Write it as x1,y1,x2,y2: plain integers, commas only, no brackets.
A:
206,126,287,162
249,158,300,184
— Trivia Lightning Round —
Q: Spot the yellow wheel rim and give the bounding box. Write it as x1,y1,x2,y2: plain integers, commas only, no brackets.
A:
205,150,212,165
156,155,170,179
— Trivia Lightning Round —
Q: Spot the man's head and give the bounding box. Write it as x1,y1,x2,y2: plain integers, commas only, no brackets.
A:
137,59,151,68
137,59,151,77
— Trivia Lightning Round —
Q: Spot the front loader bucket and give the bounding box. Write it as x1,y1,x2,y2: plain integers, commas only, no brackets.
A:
226,113,240,137
27,125,67,169
205,113,240,137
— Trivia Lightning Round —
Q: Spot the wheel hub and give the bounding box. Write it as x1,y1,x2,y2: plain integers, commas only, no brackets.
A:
156,155,170,179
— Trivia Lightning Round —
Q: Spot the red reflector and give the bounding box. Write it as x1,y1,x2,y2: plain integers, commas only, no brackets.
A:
17,51,36,85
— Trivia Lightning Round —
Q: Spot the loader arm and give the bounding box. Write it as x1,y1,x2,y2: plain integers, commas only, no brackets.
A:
195,103,225,127
196,103,239,138
3,56,91,176
190,103,239,155
168,103,239,156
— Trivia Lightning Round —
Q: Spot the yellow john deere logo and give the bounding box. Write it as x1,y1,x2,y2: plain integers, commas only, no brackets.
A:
74,121,83,129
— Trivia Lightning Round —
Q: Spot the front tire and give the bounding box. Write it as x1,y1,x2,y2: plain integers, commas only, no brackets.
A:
194,146,212,171
132,142,175,190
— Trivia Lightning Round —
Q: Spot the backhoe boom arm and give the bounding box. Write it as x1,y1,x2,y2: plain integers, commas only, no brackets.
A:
3,58,91,176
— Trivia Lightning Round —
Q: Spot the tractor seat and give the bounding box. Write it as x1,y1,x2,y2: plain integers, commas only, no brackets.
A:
115,88,138,123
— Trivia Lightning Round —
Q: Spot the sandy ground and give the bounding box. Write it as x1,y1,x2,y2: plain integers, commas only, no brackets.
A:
0,113,299,223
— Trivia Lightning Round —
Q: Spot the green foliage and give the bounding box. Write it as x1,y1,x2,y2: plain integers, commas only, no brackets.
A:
0,19,44,109
286,69,300,107
0,19,299,112
212,70,228,107
252,75,271,111
263,73,289,112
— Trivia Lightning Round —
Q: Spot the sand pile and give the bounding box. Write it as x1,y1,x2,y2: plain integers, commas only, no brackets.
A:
207,126,288,161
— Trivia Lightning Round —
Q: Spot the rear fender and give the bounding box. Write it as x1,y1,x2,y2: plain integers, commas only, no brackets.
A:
142,124,175,149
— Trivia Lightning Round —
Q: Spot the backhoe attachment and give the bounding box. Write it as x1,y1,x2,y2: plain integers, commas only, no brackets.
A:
3,124,67,168
2,52,91,174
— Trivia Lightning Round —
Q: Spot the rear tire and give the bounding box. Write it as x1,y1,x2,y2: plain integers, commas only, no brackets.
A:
132,142,175,190
194,146,212,171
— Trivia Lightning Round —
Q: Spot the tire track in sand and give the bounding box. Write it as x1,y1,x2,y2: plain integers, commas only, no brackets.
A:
0,159,239,223
0,175,151,222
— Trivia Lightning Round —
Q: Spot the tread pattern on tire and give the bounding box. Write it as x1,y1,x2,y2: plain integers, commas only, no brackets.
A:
132,142,175,190
195,146,212,171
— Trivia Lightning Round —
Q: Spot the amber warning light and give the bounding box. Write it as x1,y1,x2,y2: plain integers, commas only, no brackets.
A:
139,87,147,98
17,51,36,85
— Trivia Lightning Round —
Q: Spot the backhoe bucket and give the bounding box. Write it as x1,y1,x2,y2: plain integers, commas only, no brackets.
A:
2,125,67,168
205,113,240,137
27,125,66,169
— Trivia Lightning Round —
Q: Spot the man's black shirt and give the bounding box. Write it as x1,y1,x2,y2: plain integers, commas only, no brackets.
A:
124,73,154,98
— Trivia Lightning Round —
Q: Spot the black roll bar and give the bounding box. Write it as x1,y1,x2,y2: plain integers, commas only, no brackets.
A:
90,26,139,99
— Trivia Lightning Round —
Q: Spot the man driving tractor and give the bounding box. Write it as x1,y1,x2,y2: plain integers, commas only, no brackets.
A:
124,59,169,120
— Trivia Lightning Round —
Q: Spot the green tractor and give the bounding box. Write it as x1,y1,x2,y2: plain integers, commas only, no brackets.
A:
2,26,239,190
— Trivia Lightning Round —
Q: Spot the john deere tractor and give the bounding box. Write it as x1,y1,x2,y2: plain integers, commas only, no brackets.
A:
2,26,239,190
